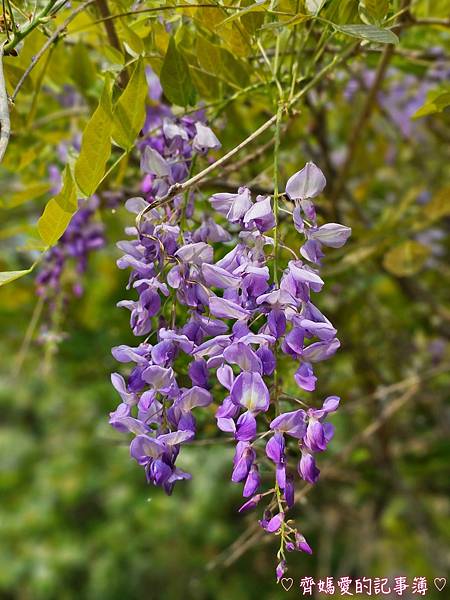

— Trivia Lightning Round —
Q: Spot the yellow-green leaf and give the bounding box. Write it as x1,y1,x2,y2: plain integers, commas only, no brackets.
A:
37,198,73,247
413,88,450,119
423,187,450,222
55,166,77,212
71,42,97,93
359,0,389,25
37,168,77,246
196,37,223,76
219,1,267,26
160,37,196,107
120,20,145,55
383,241,430,277
112,58,148,150
0,267,35,287
74,80,113,197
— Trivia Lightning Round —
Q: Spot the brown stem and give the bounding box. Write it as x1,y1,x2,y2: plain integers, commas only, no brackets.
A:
329,44,394,204
95,0,128,87
330,0,412,204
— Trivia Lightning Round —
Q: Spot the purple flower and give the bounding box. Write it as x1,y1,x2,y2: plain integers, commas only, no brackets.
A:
298,452,320,484
232,442,255,482
308,223,352,248
270,409,307,439
238,494,262,512
193,122,221,153
243,196,275,232
294,362,317,391
209,296,250,320
296,533,313,554
285,162,326,201
236,411,257,441
110,136,349,574
243,464,261,497
231,372,270,412
276,560,287,582
210,187,252,223
262,512,284,533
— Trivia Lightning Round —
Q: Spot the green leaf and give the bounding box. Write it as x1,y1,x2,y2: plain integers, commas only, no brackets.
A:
119,20,145,56
359,0,389,25
70,42,97,93
240,0,266,33
55,167,78,212
413,88,450,119
221,49,250,88
37,199,73,247
305,0,326,15
0,267,35,287
190,67,221,100
37,169,77,246
112,58,148,150
196,37,223,76
160,37,196,107
334,23,399,44
219,1,267,26
74,80,113,197
383,241,430,277
421,187,450,223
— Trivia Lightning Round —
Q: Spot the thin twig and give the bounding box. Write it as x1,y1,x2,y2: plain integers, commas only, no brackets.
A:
10,0,96,102
0,41,11,163
13,295,45,377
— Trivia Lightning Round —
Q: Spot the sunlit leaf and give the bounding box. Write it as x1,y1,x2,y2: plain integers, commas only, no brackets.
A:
413,88,450,119
37,168,77,246
74,79,113,197
112,58,148,150
119,20,145,55
55,167,78,212
196,37,223,75
0,267,35,287
359,0,389,25
70,42,97,93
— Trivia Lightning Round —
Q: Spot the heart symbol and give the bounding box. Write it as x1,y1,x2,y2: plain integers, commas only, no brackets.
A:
280,577,294,591
434,578,447,591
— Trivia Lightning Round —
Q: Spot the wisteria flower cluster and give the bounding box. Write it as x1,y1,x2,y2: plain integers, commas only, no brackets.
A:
112,139,351,575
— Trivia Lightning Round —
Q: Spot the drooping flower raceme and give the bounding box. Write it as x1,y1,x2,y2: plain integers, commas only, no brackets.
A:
111,155,350,575
110,94,222,493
